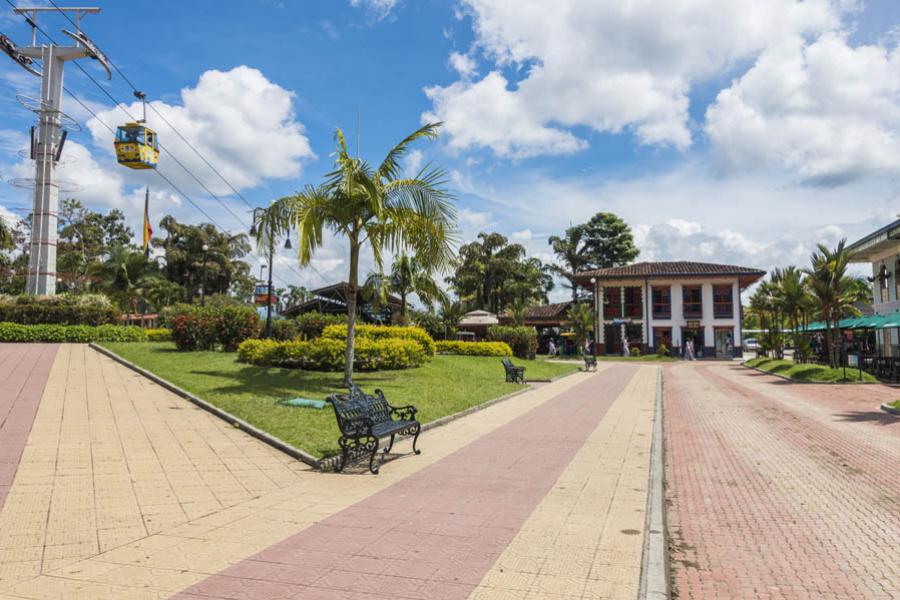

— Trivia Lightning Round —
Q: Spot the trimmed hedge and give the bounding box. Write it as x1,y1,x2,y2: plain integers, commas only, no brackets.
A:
436,340,512,357
164,304,259,351
321,324,437,356
294,312,346,339
487,325,538,359
0,322,146,343
145,328,172,342
237,337,426,371
0,294,120,326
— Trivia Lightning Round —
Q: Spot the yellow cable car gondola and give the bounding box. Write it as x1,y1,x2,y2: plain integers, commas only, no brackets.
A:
114,91,158,170
114,122,158,169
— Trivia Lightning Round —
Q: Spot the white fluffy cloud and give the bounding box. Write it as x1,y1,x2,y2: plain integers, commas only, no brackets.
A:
426,0,848,157
706,33,900,185
86,66,313,197
349,0,398,20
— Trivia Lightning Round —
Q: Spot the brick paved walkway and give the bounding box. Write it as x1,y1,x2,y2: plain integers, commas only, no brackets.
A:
665,362,900,600
0,346,659,599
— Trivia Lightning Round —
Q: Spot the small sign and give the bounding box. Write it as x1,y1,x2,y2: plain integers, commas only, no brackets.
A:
847,353,859,367
612,318,629,326
686,320,701,329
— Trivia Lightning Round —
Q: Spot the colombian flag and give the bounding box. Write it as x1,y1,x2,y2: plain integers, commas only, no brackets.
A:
142,187,152,257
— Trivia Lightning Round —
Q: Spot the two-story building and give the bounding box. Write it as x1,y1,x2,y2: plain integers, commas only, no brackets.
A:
847,219,900,357
574,261,765,358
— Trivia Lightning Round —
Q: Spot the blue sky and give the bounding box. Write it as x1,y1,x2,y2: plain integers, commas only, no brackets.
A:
1,0,899,297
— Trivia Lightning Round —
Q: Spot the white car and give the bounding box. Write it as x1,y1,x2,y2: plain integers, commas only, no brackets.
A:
743,338,760,351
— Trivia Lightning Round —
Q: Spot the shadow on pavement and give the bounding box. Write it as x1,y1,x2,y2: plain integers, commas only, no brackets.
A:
833,411,900,426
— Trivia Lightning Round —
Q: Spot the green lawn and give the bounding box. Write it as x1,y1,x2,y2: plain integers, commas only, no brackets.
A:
889,400,900,410
100,342,578,457
744,357,876,383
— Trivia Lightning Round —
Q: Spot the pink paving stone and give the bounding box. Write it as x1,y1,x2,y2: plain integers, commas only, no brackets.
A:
172,364,638,600
0,343,58,512
665,362,900,600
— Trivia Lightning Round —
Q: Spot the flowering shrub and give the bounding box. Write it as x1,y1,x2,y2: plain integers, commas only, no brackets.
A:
0,322,146,342
270,319,300,341
237,337,425,371
321,324,436,356
0,294,120,325
487,325,538,359
145,328,172,342
436,340,513,356
164,304,259,351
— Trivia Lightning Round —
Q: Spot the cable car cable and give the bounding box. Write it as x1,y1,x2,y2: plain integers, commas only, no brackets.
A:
5,0,332,289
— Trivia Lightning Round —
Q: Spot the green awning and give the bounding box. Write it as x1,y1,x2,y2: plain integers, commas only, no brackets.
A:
877,312,900,328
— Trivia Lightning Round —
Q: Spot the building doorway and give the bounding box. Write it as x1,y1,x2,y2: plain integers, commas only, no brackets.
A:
681,327,705,358
714,327,734,359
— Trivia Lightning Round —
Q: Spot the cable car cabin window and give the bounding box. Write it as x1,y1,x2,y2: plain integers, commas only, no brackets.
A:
146,131,157,149
117,128,144,144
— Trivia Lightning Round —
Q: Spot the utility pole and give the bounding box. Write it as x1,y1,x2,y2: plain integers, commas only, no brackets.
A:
2,6,109,295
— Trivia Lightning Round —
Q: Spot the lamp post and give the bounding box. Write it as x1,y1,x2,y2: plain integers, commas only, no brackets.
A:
250,207,292,339
200,243,209,306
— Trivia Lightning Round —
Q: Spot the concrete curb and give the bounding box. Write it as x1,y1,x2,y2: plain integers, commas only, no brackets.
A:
740,362,876,385
91,343,585,473
88,343,323,469
880,403,900,416
639,366,670,600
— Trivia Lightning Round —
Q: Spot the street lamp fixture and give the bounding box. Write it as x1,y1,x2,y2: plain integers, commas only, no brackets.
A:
200,243,210,306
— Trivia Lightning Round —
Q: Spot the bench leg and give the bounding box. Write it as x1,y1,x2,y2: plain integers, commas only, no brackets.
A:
411,423,422,455
383,433,396,455
336,438,349,473
368,436,381,475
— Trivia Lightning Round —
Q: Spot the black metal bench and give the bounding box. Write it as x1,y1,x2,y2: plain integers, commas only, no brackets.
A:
583,350,598,371
327,383,421,475
502,357,525,383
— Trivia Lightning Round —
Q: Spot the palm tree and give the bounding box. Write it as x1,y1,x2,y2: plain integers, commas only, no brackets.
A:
262,123,457,384
438,296,466,340
282,285,310,310
804,239,856,367
548,225,590,303
366,254,446,324
89,245,163,314
566,302,595,350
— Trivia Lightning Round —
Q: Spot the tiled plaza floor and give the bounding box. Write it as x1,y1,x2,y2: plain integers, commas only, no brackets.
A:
665,361,900,600
0,344,658,599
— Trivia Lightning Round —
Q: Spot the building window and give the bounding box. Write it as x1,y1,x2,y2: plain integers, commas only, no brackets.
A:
683,286,703,318
603,287,621,319
624,286,642,318
713,285,733,319
651,286,671,319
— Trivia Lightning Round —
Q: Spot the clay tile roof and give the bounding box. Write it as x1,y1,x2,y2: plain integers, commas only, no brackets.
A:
575,261,766,283
524,302,572,319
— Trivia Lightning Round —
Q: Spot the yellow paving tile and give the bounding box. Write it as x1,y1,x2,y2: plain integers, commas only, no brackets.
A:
469,365,657,599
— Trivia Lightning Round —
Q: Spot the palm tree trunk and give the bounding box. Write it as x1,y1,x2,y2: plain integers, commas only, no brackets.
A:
344,239,360,386
400,292,407,324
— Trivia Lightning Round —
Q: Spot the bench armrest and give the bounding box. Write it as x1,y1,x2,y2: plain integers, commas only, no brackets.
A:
374,389,418,421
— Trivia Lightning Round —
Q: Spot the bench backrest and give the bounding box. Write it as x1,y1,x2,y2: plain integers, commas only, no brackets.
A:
502,357,513,370
348,383,392,424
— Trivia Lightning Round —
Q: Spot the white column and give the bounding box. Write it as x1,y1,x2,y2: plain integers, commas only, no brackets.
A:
596,284,605,345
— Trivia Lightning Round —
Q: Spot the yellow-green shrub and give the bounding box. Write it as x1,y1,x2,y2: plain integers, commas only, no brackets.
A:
237,336,425,371
436,340,512,357
145,328,172,342
321,324,436,356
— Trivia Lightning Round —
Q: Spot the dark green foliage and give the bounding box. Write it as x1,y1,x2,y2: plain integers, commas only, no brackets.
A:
293,311,346,339
0,322,146,342
487,325,539,359
448,232,553,313
270,319,300,341
0,294,120,325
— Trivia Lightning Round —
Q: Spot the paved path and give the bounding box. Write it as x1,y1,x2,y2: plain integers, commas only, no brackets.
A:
665,362,900,600
0,345,658,599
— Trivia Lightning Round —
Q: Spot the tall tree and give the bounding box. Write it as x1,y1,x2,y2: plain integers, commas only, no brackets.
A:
548,225,591,303
449,232,552,313
57,199,134,293
153,216,253,303
804,240,857,367
581,212,640,269
262,123,457,385
88,245,162,313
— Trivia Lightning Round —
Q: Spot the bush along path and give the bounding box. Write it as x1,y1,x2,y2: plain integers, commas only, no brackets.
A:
744,357,875,383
